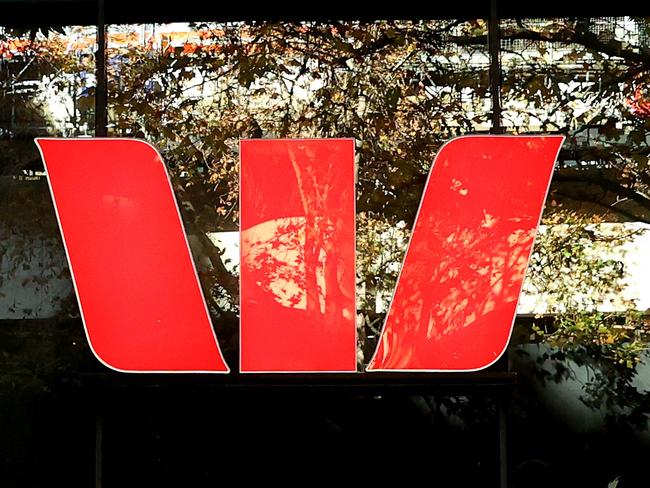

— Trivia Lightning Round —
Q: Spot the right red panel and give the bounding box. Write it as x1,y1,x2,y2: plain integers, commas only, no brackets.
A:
368,136,564,372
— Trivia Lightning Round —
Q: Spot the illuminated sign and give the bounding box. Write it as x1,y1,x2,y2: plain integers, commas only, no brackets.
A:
36,136,563,373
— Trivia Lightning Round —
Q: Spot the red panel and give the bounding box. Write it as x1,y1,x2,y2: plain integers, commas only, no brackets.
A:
240,139,356,372
36,138,229,373
367,135,564,372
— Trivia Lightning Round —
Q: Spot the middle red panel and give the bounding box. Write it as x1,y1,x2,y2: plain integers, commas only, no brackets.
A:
240,139,357,372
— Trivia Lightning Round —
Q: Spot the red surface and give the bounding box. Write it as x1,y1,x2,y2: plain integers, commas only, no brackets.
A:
240,139,356,372
37,138,229,372
368,136,564,371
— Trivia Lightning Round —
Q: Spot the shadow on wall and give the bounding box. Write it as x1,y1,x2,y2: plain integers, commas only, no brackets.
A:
512,342,650,441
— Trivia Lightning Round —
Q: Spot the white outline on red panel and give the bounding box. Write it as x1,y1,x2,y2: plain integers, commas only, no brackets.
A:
366,135,565,373
36,137,230,374
238,138,358,374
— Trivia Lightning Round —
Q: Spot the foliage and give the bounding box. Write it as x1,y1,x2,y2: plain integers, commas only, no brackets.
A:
3,18,650,425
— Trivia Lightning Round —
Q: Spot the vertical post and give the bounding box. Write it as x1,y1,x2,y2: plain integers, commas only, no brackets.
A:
488,0,503,134
497,394,509,488
490,4,508,481
72,70,77,135
95,415,103,488
95,0,107,137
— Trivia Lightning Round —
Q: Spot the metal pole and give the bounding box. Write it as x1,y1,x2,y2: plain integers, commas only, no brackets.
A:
498,394,509,488
95,0,107,137
488,0,503,134
95,415,103,488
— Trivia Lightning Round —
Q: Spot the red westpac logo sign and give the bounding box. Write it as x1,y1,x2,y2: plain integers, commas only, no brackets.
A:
35,136,563,374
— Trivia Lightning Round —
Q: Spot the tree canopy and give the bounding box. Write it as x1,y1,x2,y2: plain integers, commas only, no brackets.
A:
2,17,650,425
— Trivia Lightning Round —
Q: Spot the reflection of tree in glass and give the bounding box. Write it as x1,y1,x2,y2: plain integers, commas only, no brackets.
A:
243,217,309,309
242,147,354,323
377,210,536,369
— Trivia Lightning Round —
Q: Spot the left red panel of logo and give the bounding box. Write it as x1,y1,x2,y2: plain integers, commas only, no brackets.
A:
36,138,229,373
